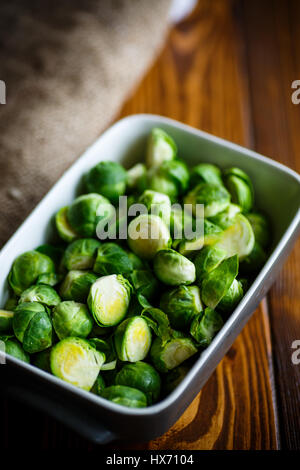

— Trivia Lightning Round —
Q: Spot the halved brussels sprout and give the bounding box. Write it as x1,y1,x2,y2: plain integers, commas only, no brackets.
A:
114,316,152,362
153,249,196,286
190,163,223,188
150,336,197,373
101,385,147,408
115,361,161,404
52,301,93,340
60,270,97,302
163,365,189,395
0,335,30,363
130,269,159,301
127,163,148,193
50,337,105,391
36,273,62,287
224,167,253,213
214,213,255,260
62,238,100,270
194,245,227,281
218,279,243,313
160,285,202,330
184,183,231,218
93,243,133,276
240,242,267,275
146,128,177,168
128,214,172,260
209,203,242,229
84,161,127,204
19,285,61,307
8,250,55,295
148,159,189,202
138,190,171,225
88,274,131,327
0,310,14,332
91,374,106,396
67,193,114,238
190,307,223,347
36,244,64,267
246,212,270,248
55,206,78,243
201,255,239,309
13,302,53,353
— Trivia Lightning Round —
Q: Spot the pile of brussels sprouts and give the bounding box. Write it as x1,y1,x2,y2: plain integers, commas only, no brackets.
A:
0,128,271,408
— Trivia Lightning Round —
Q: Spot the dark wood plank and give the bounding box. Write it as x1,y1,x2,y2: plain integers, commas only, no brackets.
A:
241,0,300,449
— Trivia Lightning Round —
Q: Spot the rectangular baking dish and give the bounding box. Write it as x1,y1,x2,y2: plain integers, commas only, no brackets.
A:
1,114,300,444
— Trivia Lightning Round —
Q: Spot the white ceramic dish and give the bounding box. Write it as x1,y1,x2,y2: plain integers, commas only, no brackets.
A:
1,114,299,443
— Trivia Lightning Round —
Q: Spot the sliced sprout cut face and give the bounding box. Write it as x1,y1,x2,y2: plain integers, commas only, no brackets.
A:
50,337,105,391
213,213,255,260
88,274,131,327
55,206,78,243
150,336,197,373
114,316,152,362
101,385,148,408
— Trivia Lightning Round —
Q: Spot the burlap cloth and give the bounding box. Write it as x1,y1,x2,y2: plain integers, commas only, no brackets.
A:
0,0,172,247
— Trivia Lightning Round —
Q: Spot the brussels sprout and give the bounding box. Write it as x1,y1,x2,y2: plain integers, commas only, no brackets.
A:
0,336,30,363
128,214,172,260
8,250,55,295
36,273,62,287
148,159,189,202
218,279,243,313
153,249,196,286
201,255,239,309
130,269,159,301
190,163,223,188
150,336,197,373
246,212,270,248
138,190,171,226
84,161,127,204
141,308,172,346
127,163,148,193
33,348,51,372
13,302,53,353
184,183,231,218
93,243,133,276
88,274,131,327
114,316,152,362
4,295,18,311
214,213,255,260
163,365,189,395
224,167,254,213
52,301,93,340
101,385,147,408
240,242,267,275
146,128,177,168
126,251,144,270
67,193,114,238
194,246,227,280
55,206,78,243
209,203,242,229
0,310,14,332
160,285,202,330
36,244,64,266
19,285,61,307
91,374,106,396
60,270,97,302
115,361,161,405
62,238,100,270
50,337,105,391
190,308,223,347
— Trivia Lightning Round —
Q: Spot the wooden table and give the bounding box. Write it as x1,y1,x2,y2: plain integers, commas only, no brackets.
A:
2,0,299,450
